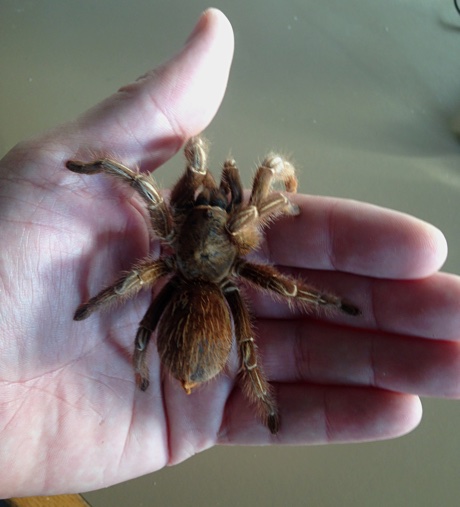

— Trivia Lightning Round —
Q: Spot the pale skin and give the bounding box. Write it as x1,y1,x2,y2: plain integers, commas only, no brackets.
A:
0,8,459,497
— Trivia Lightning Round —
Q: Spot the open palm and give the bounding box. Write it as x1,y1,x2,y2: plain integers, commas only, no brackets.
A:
1,9,459,497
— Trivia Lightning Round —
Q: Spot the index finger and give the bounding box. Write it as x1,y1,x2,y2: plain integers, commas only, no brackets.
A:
264,195,447,279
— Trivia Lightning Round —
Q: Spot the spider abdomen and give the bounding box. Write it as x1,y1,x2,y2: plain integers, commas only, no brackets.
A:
157,280,233,393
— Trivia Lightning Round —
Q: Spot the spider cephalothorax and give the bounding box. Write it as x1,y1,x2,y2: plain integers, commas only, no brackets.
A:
66,136,360,434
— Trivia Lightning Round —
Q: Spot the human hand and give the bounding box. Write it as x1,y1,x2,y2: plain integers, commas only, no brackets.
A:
1,8,459,497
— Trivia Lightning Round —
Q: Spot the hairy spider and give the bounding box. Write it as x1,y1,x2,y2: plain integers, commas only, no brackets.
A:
66,136,360,434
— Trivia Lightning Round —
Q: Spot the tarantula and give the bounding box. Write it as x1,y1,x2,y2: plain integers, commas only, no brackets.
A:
66,136,360,434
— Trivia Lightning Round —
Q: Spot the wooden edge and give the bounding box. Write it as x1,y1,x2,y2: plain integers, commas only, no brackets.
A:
4,494,91,507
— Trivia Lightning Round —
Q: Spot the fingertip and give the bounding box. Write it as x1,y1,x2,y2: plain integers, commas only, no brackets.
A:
327,201,450,279
391,394,423,438
424,223,448,273
125,6,234,133
186,8,234,52
399,219,449,279
166,7,234,135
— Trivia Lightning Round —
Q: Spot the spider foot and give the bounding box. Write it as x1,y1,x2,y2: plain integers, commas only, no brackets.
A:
340,301,362,316
133,327,152,391
66,159,107,175
73,303,92,321
261,153,298,193
136,373,150,392
267,411,280,435
184,136,208,175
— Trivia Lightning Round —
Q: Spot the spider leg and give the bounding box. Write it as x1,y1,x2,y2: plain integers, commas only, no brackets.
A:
226,155,299,252
133,279,176,391
236,260,361,316
66,158,173,240
219,158,243,211
223,283,280,434
170,136,217,209
74,257,172,321
250,154,298,217
227,193,296,234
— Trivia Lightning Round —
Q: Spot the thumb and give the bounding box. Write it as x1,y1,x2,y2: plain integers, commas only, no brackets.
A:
64,8,234,167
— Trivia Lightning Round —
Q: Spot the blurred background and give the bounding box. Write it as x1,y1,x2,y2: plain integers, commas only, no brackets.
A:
1,0,460,505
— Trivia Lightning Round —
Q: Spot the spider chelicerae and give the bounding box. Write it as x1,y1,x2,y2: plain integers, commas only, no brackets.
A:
66,135,360,434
